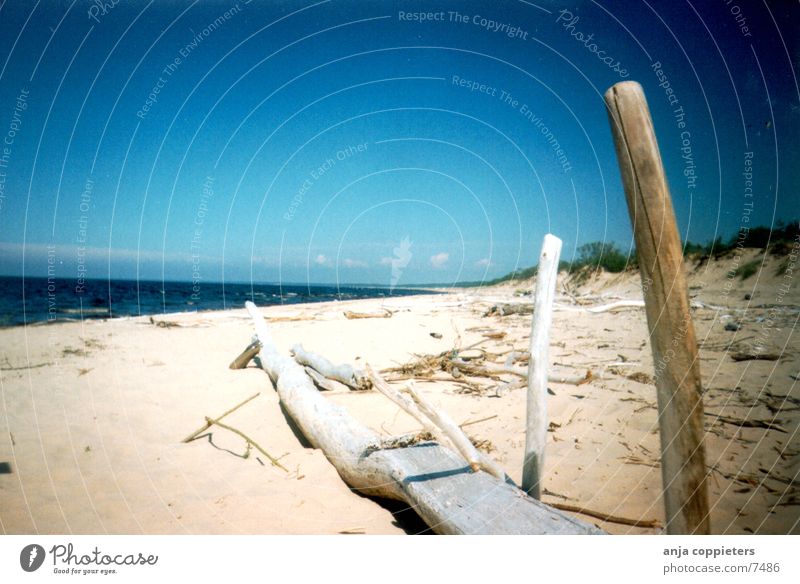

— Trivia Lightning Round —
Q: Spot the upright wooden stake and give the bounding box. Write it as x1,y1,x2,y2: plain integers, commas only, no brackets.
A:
605,81,710,534
522,234,562,498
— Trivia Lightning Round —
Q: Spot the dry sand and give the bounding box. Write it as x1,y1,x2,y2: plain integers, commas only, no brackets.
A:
1,248,798,535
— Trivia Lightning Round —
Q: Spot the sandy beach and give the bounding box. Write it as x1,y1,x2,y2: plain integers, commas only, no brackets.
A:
1,248,798,535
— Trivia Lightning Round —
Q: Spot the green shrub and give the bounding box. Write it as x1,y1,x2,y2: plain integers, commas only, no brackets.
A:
736,259,761,280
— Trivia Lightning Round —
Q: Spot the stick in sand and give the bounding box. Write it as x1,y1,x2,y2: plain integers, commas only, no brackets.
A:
605,80,709,535
182,392,260,443
522,234,562,499
205,417,288,472
229,339,262,369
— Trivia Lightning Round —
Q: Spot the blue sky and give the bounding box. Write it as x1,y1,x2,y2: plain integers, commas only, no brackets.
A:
0,0,797,286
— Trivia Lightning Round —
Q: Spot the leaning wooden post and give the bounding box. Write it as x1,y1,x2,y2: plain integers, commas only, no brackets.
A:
605,81,710,534
522,233,562,498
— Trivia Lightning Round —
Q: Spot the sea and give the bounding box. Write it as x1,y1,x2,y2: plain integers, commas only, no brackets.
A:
0,276,436,327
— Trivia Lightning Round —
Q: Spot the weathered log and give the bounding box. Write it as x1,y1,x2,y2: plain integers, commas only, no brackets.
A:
291,343,371,390
483,303,534,317
343,309,393,319
606,80,710,534
523,234,562,498
244,301,603,534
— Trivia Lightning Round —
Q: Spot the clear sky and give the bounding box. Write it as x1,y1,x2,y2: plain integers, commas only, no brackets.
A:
0,0,797,287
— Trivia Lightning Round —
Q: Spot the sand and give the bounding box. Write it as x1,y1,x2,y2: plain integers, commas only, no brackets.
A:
1,248,798,535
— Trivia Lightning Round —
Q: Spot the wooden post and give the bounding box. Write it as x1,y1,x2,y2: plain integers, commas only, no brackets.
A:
605,81,710,534
522,233,562,498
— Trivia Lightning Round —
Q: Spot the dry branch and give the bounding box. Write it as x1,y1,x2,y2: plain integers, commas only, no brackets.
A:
291,343,371,390
401,382,484,474
366,366,505,479
205,417,288,471
243,301,602,534
550,502,662,529
343,308,393,320
182,392,261,443
229,339,262,369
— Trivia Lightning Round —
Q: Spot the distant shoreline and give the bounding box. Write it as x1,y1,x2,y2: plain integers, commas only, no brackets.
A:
0,277,444,328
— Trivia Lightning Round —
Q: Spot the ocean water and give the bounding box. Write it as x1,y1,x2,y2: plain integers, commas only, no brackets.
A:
0,276,434,327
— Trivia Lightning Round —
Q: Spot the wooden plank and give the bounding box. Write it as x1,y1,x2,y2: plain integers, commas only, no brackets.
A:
522,234,562,498
244,301,603,535
605,81,710,534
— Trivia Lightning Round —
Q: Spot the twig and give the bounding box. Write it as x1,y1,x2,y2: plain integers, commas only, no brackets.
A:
549,502,662,529
459,414,498,428
0,362,52,371
705,412,787,433
182,392,260,443
586,300,645,313
730,351,781,362
205,417,288,472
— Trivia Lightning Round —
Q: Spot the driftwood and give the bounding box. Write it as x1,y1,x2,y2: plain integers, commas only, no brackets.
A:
484,303,533,317
606,80,709,534
291,344,371,390
244,301,603,534
229,340,262,369
304,366,341,391
586,300,645,313
523,234,562,498
365,366,505,479
343,309,393,320
402,382,500,477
